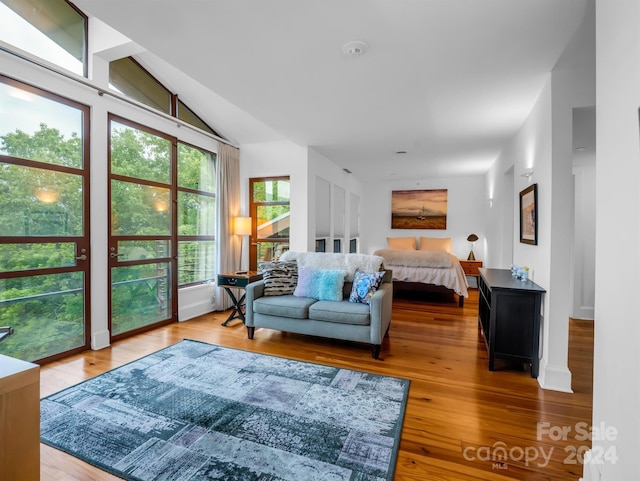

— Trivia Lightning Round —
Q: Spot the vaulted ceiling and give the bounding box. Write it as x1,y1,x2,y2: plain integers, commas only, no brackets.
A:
75,0,591,182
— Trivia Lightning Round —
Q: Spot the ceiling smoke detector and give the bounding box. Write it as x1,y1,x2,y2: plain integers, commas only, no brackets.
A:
342,40,368,58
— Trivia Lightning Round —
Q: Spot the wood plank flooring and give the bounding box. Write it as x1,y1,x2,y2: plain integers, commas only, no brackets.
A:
38,289,593,481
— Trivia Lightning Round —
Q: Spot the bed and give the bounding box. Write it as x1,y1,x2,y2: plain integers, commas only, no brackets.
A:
374,236,469,306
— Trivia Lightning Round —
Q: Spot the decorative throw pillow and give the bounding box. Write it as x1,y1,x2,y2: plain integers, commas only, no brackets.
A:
258,260,298,296
418,236,452,252
349,268,385,304
387,237,416,250
293,267,347,301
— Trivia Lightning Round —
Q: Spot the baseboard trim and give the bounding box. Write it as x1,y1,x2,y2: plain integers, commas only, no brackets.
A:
91,330,110,350
537,360,573,392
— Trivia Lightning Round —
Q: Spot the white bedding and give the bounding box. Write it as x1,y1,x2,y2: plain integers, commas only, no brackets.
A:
373,250,469,297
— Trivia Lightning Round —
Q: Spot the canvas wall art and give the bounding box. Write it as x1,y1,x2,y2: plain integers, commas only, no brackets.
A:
391,189,448,229
519,183,538,245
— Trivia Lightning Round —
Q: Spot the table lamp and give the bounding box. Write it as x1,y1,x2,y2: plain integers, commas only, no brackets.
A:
467,233,479,260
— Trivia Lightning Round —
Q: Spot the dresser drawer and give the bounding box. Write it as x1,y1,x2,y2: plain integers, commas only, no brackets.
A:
459,260,482,276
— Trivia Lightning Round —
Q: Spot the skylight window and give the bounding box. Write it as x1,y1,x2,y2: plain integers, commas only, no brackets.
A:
0,0,86,76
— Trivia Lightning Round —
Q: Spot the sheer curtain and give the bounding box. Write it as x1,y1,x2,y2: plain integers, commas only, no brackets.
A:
214,143,241,310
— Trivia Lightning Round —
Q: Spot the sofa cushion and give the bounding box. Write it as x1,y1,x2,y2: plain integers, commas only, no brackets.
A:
253,295,317,319
308,300,371,325
293,267,346,301
349,268,385,305
258,260,298,296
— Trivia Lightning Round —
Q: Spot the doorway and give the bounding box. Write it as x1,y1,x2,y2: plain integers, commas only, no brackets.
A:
108,116,176,339
0,76,91,362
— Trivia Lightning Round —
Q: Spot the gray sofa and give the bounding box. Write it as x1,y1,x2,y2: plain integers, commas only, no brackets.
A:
245,263,393,359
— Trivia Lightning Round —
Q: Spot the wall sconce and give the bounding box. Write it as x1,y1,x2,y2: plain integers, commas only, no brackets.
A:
233,216,252,274
521,169,534,179
466,233,479,260
488,198,493,208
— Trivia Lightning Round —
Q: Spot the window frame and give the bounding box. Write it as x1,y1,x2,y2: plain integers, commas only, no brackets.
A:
249,176,291,270
176,140,217,287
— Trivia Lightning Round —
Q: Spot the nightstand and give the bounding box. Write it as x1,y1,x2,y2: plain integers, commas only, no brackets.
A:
459,259,483,287
217,271,263,326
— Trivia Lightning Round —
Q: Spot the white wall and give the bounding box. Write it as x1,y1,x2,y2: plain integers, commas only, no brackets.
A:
315,176,331,238
588,1,640,480
240,140,310,252
485,76,573,393
572,160,595,320
483,1,595,393
360,175,485,260
485,164,514,268
308,148,363,253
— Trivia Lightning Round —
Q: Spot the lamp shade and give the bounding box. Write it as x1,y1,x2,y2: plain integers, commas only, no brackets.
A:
234,216,252,236
467,233,479,243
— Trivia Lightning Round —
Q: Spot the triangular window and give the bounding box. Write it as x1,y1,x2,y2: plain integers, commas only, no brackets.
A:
109,56,223,138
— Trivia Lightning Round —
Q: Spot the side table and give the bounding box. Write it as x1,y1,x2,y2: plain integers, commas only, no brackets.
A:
218,271,263,326
459,259,483,287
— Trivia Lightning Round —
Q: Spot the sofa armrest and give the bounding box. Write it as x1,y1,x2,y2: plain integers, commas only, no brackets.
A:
245,280,265,327
368,281,393,345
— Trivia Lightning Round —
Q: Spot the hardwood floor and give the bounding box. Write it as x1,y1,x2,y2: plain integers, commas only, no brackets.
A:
39,289,593,481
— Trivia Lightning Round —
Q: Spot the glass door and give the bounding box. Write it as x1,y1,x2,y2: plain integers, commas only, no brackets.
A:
0,77,90,362
108,116,176,339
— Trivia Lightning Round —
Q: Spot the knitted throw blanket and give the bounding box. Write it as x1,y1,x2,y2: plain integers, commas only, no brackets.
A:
279,251,384,281
373,249,453,268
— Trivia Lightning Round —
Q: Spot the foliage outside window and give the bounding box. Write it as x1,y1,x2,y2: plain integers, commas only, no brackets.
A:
108,119,174,336
177,143,216,286
0,78,88,362
251,178,290,267
109,121,217,288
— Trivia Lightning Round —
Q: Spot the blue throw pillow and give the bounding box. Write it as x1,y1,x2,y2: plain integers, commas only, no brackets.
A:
293,267,346,301
349,269,385,304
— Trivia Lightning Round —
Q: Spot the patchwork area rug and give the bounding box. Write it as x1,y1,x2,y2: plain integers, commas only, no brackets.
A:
41,340,410,481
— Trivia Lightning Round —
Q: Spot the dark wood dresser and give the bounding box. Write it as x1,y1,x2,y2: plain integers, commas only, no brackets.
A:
478,268,546,377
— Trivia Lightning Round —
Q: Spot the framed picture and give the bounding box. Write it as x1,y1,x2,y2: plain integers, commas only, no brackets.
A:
519,183,538,245
391,189,447,229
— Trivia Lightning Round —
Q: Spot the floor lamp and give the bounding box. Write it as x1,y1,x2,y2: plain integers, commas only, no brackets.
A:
234,216,252,274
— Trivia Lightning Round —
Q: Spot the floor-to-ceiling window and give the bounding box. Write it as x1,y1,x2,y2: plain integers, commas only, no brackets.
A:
0,76,91,362
1,0,224,356
177,143,216,286
108,117,218,340
108,116,175,338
